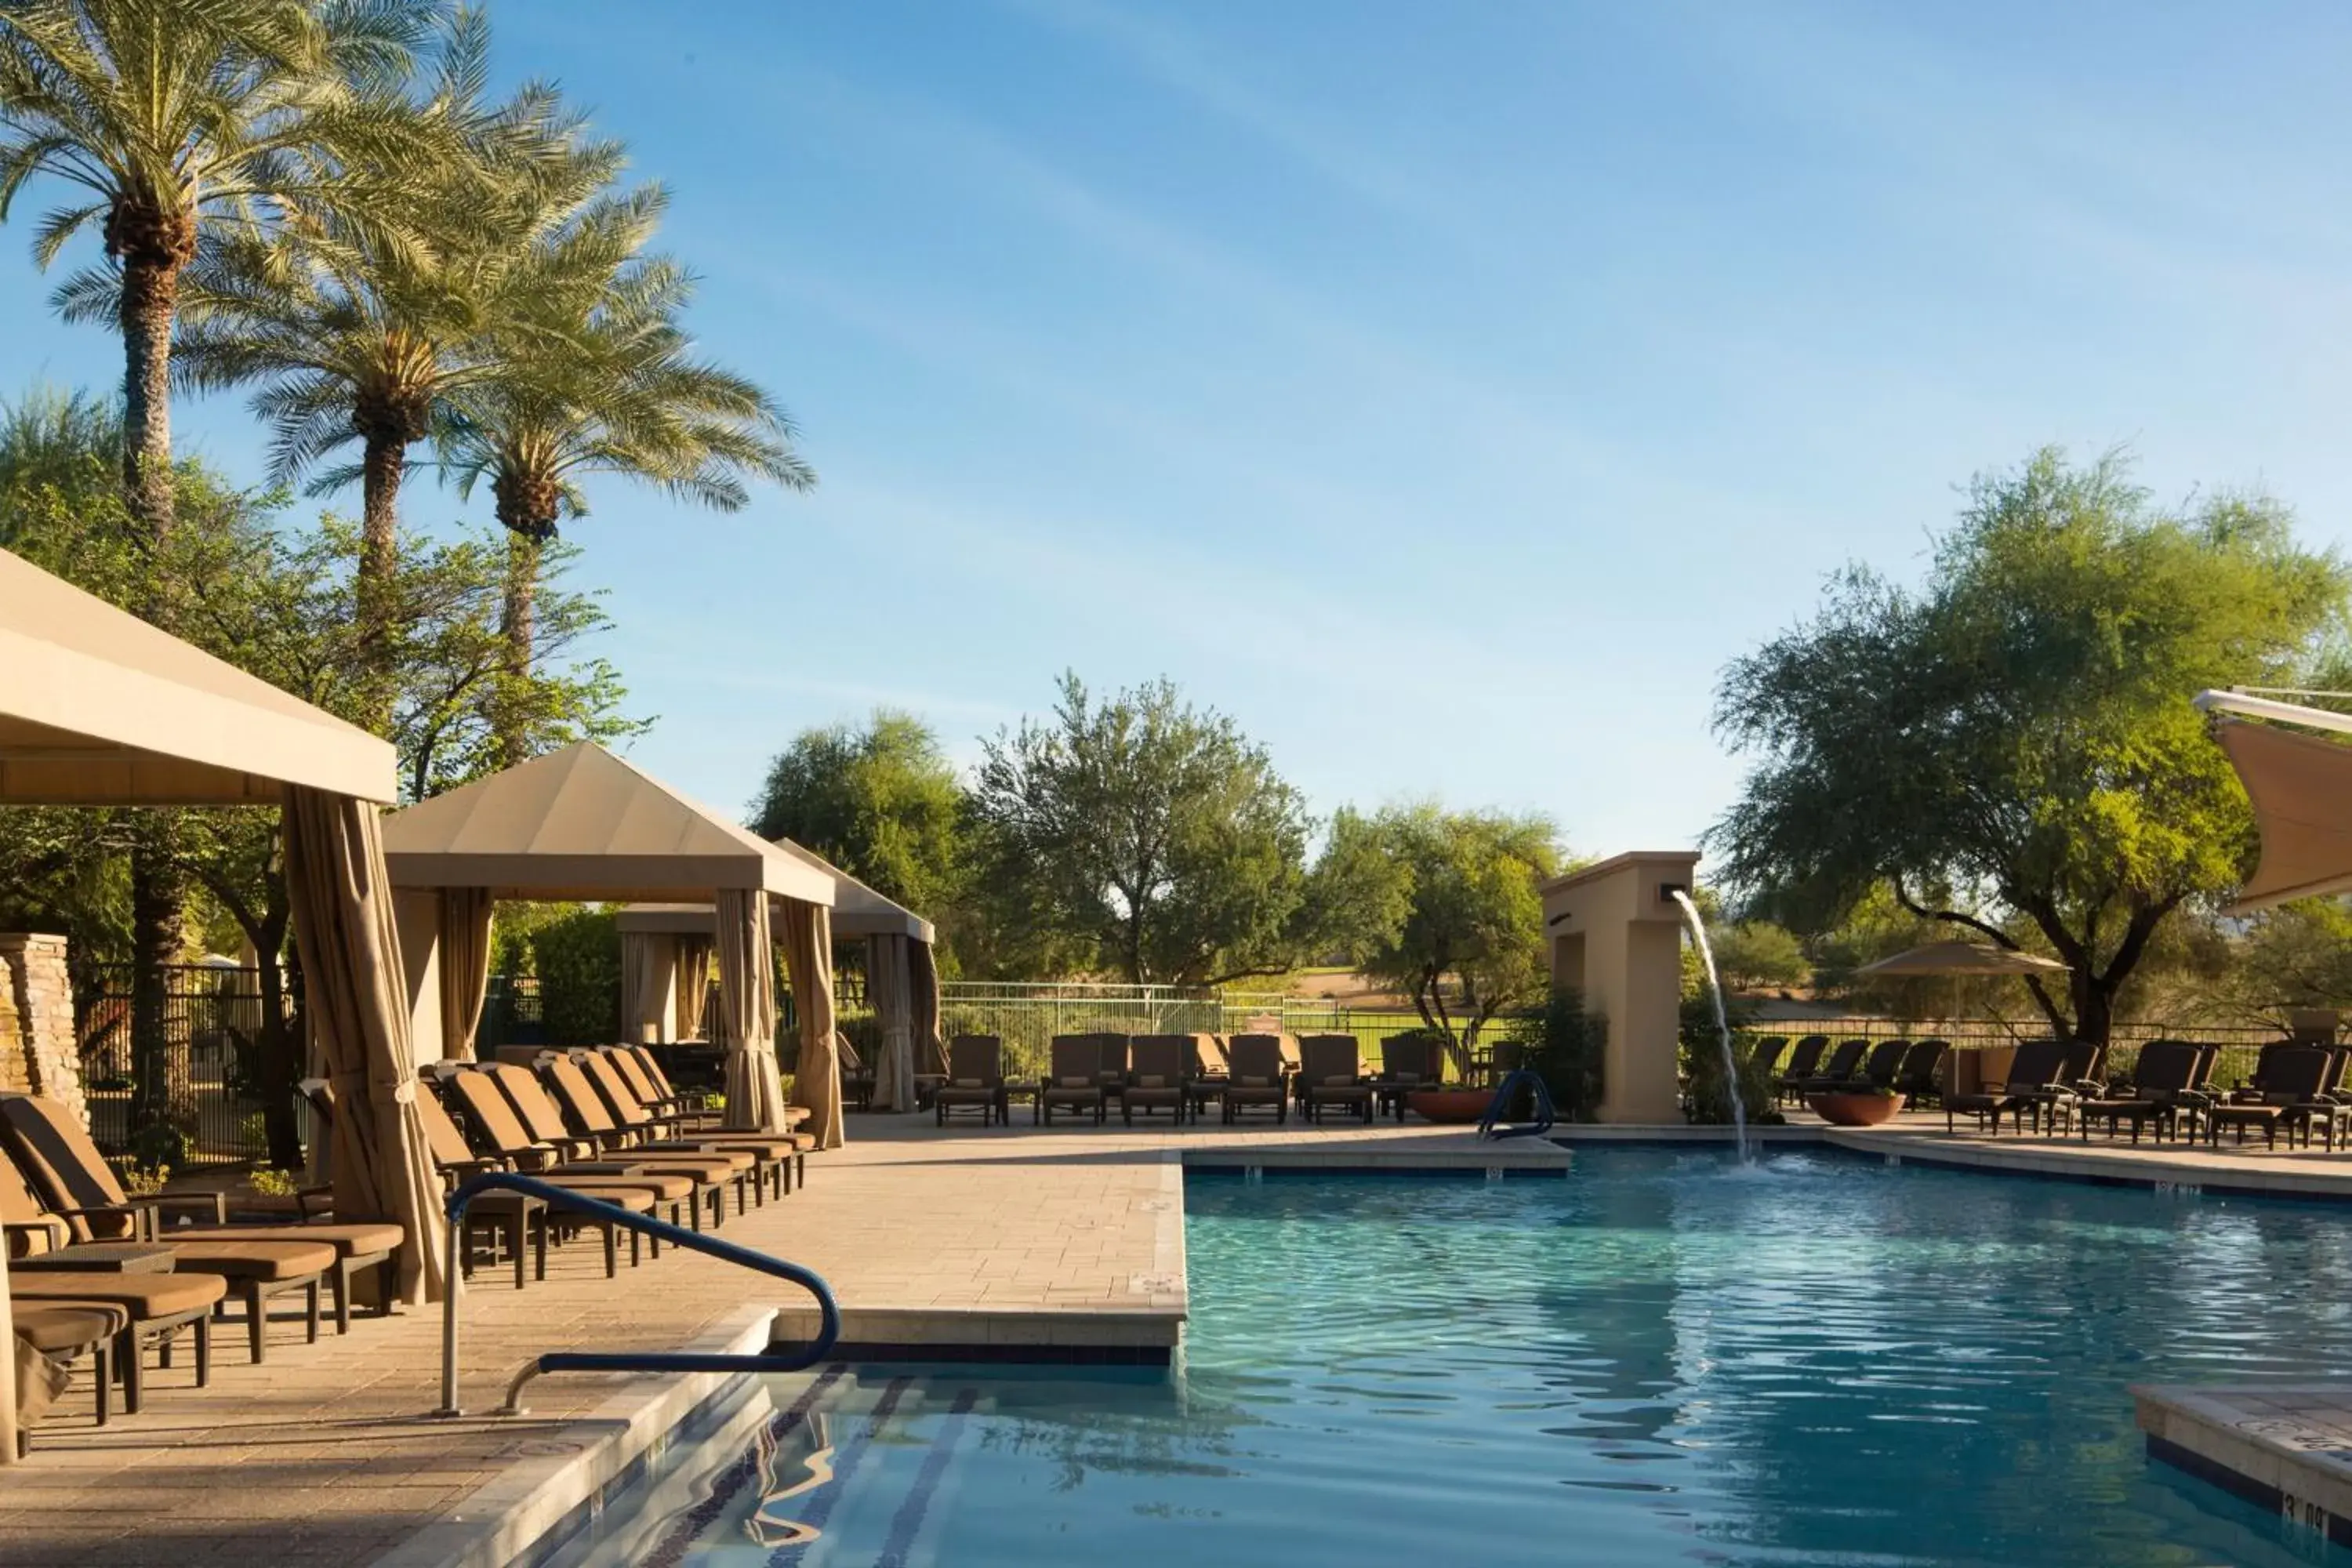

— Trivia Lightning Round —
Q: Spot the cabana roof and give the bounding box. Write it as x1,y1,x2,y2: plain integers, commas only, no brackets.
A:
616,837,933,942
0,546,396,804
381,742,835,904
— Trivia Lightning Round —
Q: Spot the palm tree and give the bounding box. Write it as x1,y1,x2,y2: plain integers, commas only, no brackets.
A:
0,0,443,544
0,0,441,1150
158,16,619,656
436,187,815,763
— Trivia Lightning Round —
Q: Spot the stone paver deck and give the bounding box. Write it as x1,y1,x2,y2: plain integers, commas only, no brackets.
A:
0,1117,1555,1568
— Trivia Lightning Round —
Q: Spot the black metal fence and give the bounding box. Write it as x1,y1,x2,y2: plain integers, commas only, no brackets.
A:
76,962,276,1165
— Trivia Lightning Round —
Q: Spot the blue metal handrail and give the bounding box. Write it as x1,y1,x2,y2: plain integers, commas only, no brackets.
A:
433,1171,842,1417
1479,1068,1558,1141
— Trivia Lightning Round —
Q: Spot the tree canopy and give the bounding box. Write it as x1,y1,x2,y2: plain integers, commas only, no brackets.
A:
749,708,966,927
1712,448,2350,1043
966,674,1320,985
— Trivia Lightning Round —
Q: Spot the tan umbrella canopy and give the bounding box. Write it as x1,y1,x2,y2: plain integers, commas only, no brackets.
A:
2198,709,2352,911
0,549,434,1458
615,840,938,1113
380,742,834,1135
1857,941,2070,977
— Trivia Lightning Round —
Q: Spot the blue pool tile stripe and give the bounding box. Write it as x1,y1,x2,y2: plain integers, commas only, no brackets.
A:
638,1367,845,1568
767,1375,914,1563
874,1388,980,1568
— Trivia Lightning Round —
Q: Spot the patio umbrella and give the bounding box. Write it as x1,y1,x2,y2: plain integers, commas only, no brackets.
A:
1856,941,2070,978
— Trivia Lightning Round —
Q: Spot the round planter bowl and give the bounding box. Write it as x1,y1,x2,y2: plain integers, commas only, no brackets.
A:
1807,1091,1906,1127
1406,1087,1493,1124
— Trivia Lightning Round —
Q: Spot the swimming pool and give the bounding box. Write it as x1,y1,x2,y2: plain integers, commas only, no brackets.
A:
555,1148,2352,1566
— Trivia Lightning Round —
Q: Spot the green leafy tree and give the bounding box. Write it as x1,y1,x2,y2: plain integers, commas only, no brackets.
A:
1713,448,2350,1044
967,673,1318,984
1349,802,1561,1071
1708,920,1809,993
749,707,964,916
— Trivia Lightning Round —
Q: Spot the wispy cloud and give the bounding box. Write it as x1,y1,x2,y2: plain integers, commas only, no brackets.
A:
993,0,1463,233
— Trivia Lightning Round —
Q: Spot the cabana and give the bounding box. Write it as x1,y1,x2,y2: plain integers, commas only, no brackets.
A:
0,546,443,1459
616,842,942,1112
377,743,844,1145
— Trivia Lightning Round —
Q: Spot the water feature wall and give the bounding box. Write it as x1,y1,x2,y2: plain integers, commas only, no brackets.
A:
1537,851,1699,1124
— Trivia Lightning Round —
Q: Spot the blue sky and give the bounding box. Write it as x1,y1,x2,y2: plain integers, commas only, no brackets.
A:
6,0,2351,857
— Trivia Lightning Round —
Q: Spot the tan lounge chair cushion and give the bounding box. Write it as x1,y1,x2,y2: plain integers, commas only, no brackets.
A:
163,1238,338,1282
953,1078,985,1089
13,1301,128,1352
1058,1076,1091,1089
1236,1076,1273,1088
10,1271,227,1317
167,1221,404,1260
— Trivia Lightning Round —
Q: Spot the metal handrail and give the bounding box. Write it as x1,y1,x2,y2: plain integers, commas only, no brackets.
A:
433,1171,841,1417
1479,1068,1558,1141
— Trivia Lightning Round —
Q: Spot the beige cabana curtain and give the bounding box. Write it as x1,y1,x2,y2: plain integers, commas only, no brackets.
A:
868,933,916,1112
283,786,448,1304
674,936,712,1040
715,887,789,1134
781,898,843,1149
620,930,672,1044
437,887,493,1062
909,938,944,1078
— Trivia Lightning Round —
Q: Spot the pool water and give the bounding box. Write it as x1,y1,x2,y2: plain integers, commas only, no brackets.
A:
561,1149,2352,1566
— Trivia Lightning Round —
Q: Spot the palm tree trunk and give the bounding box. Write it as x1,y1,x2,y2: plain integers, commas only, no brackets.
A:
118,252,180,548
495,530,542,767
355,430,406,728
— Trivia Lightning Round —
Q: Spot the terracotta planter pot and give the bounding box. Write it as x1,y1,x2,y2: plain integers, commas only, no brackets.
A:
1807,1091,1907,1127
1406,1087,1493,1124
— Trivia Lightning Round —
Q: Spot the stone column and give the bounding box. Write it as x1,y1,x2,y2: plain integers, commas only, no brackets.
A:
0,934,87,1126
1539,852,1701,1124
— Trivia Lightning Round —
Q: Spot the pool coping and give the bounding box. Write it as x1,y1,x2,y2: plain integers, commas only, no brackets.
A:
368,1303,781,1568
2135,1384,2352,1549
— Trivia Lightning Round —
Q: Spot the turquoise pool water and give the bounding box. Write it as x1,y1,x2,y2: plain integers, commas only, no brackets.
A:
561,1149,2352,1566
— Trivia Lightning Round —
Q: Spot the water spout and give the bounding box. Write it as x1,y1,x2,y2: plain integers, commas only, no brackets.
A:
1669,890,1751,1164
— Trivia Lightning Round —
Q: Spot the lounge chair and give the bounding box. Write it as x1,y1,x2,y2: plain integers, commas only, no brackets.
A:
1373,1035,1444,1122
934,1036,1007,1126
1788,1038,1869,1098
1772,1036,1830,1105
1842,1039,1910,1091
1300,1036,1375,1123
0,1138,328,1370
1221,1036,1289,1124
10,1301,124,1446
2206,1046,2342,1149
1892,1039,1951,1107
9,1269,222,1415
1123,1036,1189,1125
1184,1036,1232,1120
1940,1040,2072,1134
2,1091,394,1341
471,1061,739,1229
421,1075,662,1278
2074,1040,2212,1145
536,1054,758,1218
1040,1036,1107,1125
1748,1037,1791,1080
568,1049,798,1202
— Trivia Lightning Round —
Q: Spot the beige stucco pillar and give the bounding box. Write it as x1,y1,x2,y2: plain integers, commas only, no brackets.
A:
390,888,445,1068
1541,851,1700,1124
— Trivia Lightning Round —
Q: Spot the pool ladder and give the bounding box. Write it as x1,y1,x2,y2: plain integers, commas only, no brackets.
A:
434,1171,841,1417
1479,1069,1558,1141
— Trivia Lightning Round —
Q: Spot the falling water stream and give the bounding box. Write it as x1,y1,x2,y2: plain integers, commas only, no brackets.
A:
1669,890,1749,1163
